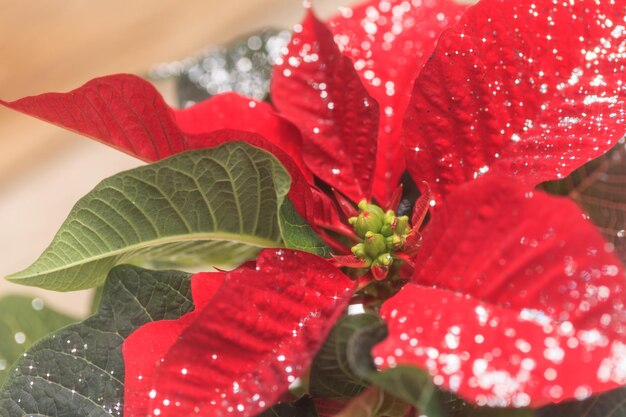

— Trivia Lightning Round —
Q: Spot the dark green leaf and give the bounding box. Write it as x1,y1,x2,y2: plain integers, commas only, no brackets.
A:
279,199,332,257
150,29,291,106
310,313,382,399
367,366,445,417
0,296,76,387
331,387,409,417
439,393,534,417
257,395,319,417
0,265,194,417
346,321,447,417
536,386,626,417
540,139,626,263
7,143,291,291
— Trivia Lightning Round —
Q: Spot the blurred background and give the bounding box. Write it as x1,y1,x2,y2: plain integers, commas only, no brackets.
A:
0,0,352,317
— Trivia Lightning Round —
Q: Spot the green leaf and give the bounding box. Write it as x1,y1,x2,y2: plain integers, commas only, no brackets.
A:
347,323,447,417
366,366,445,417
439,393,534,417
331,387,409,417
0,265,194,417
7,143,291,291
310,313,381,399
536,387,626,417
540,139,626,264
0,296,76,387
279,199,332,257
257,395,319,417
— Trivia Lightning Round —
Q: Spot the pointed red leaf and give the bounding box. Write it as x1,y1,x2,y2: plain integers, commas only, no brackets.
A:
403,0,626,204
332,254,368,268
307,185,357,240
329,0,467,205
386,184,403,213
0,74,188,161
124,249,355,417
411,181,432,230
272,11,379,202
375,176,626,406
332,188,359,219
175,92,312,182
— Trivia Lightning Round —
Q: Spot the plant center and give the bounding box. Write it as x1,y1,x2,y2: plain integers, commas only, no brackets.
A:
349,200,411,279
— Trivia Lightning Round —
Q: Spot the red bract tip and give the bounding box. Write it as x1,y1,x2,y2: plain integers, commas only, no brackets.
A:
331,254,368,268
332,188,359,218
403,231,422,254
386,183,403,212
411,181,432,230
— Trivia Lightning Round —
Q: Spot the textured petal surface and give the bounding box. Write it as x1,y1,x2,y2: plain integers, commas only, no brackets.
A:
272,11,379,202
329,0,467,205
375,176,626,406
0,74,187,161
124,249,355,417
175,93,312,182
403,0,626,203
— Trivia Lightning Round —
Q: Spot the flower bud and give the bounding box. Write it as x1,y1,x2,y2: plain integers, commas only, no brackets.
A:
358,200,385,218
386,234,403,250
376,253,393,267
395,215,410,235
364,231,387,258
380,223,394,237
351,200,385,237
384,210,396,225
351,243,367,260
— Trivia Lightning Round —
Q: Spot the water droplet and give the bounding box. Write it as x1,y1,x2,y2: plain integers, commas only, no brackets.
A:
14,332,26,344
31,298,44,310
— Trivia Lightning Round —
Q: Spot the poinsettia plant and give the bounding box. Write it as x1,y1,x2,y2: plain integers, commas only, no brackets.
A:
1,0,626,416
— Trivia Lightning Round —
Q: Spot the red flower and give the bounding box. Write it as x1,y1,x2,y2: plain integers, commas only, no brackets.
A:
4,0,626,414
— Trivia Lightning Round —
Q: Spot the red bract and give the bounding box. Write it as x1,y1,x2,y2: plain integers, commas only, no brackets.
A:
327,0,468,204
273,0,468,206
124,249,355,417
375,175,626,407
403,0,626,204
272,10,381,203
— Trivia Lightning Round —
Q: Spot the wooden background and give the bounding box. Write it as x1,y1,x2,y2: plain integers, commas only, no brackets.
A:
0,0,349,316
